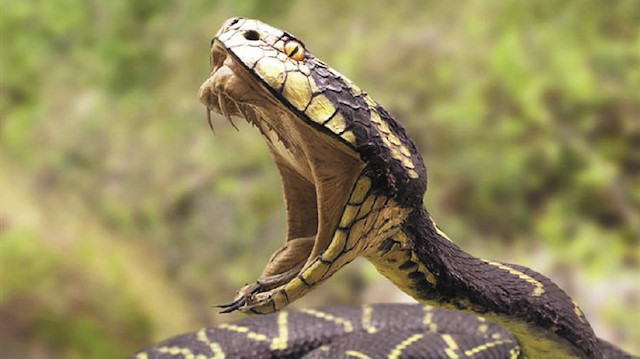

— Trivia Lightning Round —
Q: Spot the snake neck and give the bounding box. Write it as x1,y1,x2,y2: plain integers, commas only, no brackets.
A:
365,206,601,358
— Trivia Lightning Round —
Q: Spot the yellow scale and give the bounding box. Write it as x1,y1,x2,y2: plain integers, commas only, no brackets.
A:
228,26,418,178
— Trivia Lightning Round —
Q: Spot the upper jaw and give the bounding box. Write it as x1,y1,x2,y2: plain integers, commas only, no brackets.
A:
198,43,264,120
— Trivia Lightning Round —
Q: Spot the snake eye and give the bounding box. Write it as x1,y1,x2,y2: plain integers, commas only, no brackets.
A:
284,40,305,61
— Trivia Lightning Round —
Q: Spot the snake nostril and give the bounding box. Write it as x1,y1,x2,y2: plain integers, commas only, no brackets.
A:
243,30,260,41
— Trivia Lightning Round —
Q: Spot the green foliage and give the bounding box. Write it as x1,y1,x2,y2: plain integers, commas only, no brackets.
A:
0,229,59,302
1,0,638,356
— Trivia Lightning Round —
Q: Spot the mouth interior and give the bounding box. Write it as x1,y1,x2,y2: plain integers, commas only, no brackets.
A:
200,43,364,304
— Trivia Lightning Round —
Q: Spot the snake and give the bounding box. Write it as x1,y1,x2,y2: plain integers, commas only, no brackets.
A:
134,18,636,359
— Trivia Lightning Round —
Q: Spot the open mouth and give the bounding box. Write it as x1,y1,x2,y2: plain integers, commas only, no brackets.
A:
198,42,365,313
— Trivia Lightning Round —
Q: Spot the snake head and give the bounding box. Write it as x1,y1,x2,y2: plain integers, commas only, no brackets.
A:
199,18,426,315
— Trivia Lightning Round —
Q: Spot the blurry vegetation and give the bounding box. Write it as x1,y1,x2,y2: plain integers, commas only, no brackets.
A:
1,0,639,357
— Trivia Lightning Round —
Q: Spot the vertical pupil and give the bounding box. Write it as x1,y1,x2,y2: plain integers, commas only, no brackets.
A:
289,46,299,57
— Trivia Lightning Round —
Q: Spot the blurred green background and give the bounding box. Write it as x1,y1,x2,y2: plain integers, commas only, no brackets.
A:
1,0,639,357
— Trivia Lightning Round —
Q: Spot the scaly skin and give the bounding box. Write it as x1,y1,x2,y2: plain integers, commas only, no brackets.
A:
134,18,637,359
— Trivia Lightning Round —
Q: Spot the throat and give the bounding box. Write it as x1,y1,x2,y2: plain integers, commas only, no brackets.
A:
365,207,475,309
365,206,599,358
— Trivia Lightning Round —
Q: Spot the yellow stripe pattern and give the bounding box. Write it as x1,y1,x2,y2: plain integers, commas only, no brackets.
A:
197,328,226,359
441,334,461,359
300,309,354,332
218,323,269,342
269,311,289,350
422,305,438,333
388,334,424,359
362,304,377,333
430,215,453,242
485,260,545,296
464,339,514,356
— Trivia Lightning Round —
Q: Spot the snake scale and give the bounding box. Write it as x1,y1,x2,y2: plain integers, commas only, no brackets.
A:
134,18,636,359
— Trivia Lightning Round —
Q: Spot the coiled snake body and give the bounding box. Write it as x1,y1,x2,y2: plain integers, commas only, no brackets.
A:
135,18,635,359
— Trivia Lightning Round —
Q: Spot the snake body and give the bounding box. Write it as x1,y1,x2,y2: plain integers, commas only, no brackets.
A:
135,18,635,359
